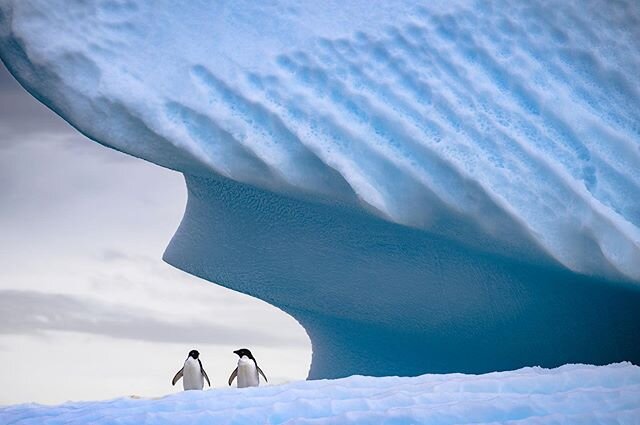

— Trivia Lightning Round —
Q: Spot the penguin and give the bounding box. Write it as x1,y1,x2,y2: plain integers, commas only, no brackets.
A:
172,349,211,390
228,348,268,388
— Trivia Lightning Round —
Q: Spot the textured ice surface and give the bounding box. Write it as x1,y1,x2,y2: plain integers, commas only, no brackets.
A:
2,363,639,425
1,0,640,378
1,0,639,278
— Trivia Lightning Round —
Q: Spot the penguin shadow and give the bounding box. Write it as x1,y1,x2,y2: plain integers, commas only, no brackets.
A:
171,348,268,391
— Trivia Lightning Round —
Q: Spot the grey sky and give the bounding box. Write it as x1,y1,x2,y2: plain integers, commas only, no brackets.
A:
0,63,310,405
0,68,68,145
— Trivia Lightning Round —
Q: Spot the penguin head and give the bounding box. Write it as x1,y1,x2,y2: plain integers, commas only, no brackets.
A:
188,349,200,359
233,348,254,360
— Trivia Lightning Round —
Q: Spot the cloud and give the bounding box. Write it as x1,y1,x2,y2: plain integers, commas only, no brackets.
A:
0,290,304,347
100,249,138,263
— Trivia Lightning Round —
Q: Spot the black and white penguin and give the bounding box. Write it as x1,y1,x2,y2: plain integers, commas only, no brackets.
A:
172,349,211,390
228,348,268,388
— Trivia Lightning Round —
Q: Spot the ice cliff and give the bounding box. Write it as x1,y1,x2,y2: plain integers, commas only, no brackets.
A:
2,363,639,424
1,0,639,378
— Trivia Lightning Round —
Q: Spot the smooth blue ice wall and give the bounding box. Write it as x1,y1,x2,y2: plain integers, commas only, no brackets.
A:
165,175,640,378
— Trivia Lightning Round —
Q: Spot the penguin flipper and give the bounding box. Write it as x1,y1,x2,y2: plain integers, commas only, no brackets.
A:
171,368,184,386
257,366,268,383
199,359,211,387
228,367,238,386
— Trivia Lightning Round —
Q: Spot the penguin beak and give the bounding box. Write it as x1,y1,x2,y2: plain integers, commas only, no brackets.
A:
233,350,240,356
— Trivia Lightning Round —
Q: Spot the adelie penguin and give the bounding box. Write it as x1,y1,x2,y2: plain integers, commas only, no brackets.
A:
228,348,268,388
172,349,211,390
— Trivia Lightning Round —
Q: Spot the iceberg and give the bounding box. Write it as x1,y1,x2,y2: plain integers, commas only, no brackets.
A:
2,363,639,424
1,0,639,378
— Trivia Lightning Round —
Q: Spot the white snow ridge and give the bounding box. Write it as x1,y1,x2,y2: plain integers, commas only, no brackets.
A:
2,363,639,425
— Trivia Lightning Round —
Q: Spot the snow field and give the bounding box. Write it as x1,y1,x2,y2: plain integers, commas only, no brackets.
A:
2,363,639,424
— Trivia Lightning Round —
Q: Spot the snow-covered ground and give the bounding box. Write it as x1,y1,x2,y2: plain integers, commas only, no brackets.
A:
2,363,639,424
